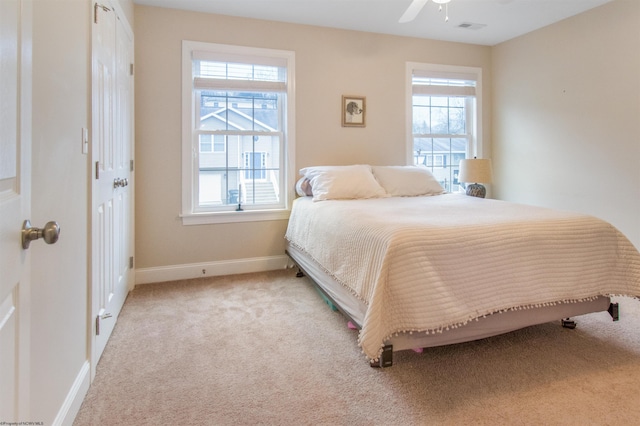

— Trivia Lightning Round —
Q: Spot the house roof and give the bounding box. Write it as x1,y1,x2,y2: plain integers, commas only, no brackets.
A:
200,107,277,132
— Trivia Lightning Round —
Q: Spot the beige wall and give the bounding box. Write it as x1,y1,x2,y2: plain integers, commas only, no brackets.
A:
134,5,492,271
492,0,640,249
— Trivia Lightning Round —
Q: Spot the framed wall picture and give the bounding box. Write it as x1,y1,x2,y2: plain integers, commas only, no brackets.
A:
342,95,366,127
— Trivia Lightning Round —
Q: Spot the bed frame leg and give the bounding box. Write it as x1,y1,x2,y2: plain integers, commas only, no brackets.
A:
561,318,577,329
370,345,393,368
296,268,304,278
608,302,619,321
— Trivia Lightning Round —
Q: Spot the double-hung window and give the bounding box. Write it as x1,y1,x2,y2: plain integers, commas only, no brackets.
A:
407,63,482,192
182,41,295,224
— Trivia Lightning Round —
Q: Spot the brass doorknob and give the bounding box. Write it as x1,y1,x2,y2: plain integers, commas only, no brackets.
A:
21,220,61,249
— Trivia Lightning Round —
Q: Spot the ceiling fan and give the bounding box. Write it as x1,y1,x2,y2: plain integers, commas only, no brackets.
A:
399,0,451,23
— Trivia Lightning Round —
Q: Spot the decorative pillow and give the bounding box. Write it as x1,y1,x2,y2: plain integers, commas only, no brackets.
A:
299,165,387,201
372,165,445,197
295,177,313,197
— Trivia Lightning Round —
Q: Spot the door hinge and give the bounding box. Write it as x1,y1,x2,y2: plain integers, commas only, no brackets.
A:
94,3,111,24
129,256,134,269
130,63,134,76
95,161,100,179
130,159,134,172
96,312,112,336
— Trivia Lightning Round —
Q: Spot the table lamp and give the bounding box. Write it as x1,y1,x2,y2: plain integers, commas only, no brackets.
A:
458,158,493,198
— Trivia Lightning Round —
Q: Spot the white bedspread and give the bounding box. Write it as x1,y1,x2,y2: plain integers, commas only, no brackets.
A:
285,194,640,360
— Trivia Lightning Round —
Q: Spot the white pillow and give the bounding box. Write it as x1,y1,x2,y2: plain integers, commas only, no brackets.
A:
299,165,387,201
372,165,445,197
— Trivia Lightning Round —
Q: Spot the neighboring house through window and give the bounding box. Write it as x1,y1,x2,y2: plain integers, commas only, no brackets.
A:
407,63,482,192
182,41,295,224
199,134,226,153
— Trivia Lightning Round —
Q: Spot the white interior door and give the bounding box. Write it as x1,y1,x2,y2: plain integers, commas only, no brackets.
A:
0,0,32,420
91,1,134,378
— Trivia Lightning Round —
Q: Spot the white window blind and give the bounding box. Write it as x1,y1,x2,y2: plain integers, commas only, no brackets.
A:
193,78,286,93
412,70,477,97
192,50,287,93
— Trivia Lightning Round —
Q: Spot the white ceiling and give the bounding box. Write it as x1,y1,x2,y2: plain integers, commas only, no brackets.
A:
133,0,612,46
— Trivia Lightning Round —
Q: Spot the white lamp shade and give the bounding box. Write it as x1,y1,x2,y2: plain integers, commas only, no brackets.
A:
459,158,493,184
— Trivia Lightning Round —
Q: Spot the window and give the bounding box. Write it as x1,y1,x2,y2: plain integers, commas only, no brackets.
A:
199,135,226,154
407,63,482,192
182,41,295,224
199,134,226,153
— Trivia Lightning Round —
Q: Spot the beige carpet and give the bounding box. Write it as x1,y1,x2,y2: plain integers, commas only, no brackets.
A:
74,269,640,425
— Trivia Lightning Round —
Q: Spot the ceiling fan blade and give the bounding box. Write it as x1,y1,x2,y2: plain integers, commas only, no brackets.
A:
399,0,429,23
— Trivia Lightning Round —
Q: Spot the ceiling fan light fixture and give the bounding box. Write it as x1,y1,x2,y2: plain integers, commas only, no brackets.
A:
433,0,450,22
398,0,452,24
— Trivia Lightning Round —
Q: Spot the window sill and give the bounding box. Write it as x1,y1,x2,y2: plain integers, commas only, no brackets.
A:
180,208,291,225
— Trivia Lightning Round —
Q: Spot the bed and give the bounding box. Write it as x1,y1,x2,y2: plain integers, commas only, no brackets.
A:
284,165,640,367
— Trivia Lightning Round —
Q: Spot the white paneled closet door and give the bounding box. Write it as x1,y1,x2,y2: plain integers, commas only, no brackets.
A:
91,1,134,380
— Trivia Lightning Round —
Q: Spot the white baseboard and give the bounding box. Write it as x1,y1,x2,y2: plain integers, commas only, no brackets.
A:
134,255,295,285
53,360,90,426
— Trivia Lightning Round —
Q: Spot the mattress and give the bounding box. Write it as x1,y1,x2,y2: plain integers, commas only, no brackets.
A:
285,194,640,361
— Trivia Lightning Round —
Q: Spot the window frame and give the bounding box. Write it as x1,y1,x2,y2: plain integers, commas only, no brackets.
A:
405,63,483,191
181,41,296,225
